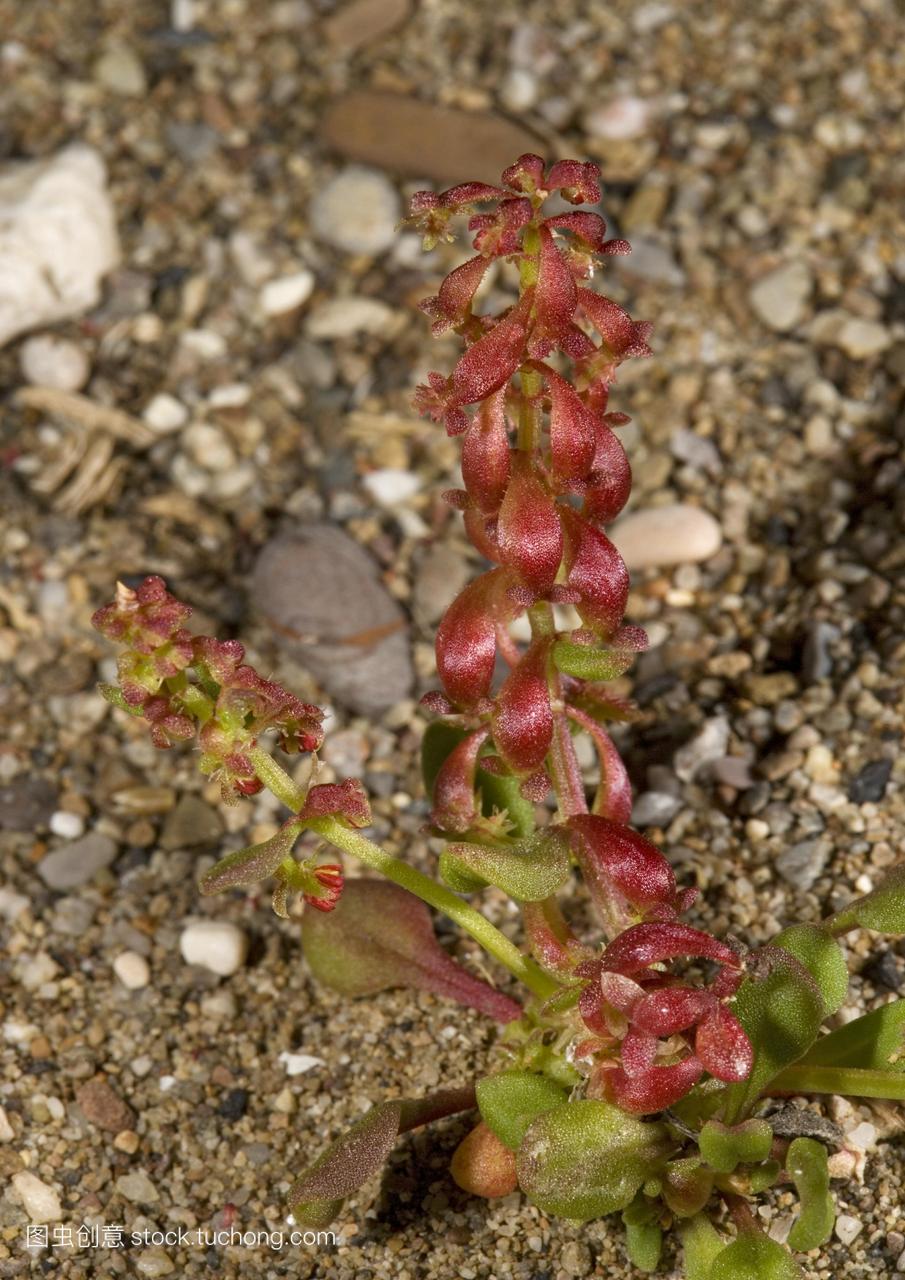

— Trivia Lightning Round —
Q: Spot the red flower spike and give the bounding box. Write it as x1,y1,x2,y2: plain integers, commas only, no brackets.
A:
469,197,533,258
435,568,520,708
601,922,742,977
430,726,491,833
419,690,454,715
91,576,192,652
545,159,601,205
298,779,372,829
450,292,532,408
569,817,677,922
600,1058,704,1115
583,423,632,525
561,508,629,637
633,988,715,1038
695,1005,753,1082
461,387,511,513
303,864,345,913
529,227,579,357
492,639,554,774
498,456,563,593
192,635,246,685
419,255,491,336
501,153,546,194
543,365,598,482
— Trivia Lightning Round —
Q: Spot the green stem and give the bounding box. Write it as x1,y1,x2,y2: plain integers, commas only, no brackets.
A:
767,1064,905,1100
247,746,557,1000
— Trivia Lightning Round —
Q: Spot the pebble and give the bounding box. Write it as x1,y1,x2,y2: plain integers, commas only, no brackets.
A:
305,296,396,339
134,1249,175,1277
51,897,96,935
323,0,412,53
16,952,60,990
143,393,188,434
0,1106,15,1142
413,543,471,627
183,421,237,473
776,838,831,891
48,809,86,839
94,43,147,95
632,791,682,827
278,1050,325,1076
37,831,118,889
362,467,421,506
179,920,249,976
616,235,685,287
259,268,316,316
835,1215,864,1246
160,795,223,850
748,261,813,332
12,1171,63,1223
835,316,892,359
610,504,722,570
19,334,90,391
674,716,731,782
0,777,58,831
75,1078,136,1132
0,887,29,922
583,95,650,140
113,950,151,990
252,526,413,715
0,144,120,347
848,759,892,805
310,166,400,255
802,620,837,682
115,1169,160,1204
322,91,543,185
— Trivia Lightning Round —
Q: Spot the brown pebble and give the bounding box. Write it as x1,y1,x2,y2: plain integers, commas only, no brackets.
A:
113,1129,140,1154
323,0,412,53
75,1078,136,1133
29,1035,52,1059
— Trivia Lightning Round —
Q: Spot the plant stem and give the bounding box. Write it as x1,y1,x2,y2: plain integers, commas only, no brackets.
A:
766,1064,905,1100
247,745,558,1000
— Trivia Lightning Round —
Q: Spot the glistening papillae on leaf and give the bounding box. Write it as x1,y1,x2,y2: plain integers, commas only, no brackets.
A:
476,1070,569,1151
793,997,905,1072
441,829,571,902
826,863,905,936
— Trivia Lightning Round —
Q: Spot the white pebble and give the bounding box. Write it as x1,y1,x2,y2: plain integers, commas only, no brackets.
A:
179,920,248,976
143,392,188,433
49,810,85,840
835,1214,863,1245
0,1105,15,1141
260,269,315,316
610,503,723,570
208,383,251,408
584,95,650,140
836,317,891,359
278,1050,325,1076
179,328,227,359
846,1121,877,1151
12,1171,62,1223
19,334,90,390
183,421,236,473
113,950,151,990
15,952,60,991
362,468,421,507
310,166,400,255
305,296,395,339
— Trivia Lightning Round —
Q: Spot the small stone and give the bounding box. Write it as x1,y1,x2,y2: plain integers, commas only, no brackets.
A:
76,1078,136,1132
744,672,799,705
183,422,237,473
305,296,396,339
160,795,223,850
51,897,96,935
748,261,813,332
260,269,316,316
836,317,891,359
218,1087,249,1121
848,759,892,805
16,952,61,990
632,791,682,827
584,95,650,140
0,1106,15,1142
48,809,85,839
362,467,421,506
143,393,188,434
674,716,731,782
802,620,837,683
12,1171,62,1222
616,235,685,286
279,1050,325,1076
413,543,471,627
94,44,147,95
38,831,118,889
0,777,58,831
323,0,412,53
200,989,238,1021
114,1129,140,1154
0,887,29,922
252,526,413,715
804,744,836,784
19,334,90,391
321,729,370,780
180,921,248,976
310,166,400,255
322,91,543,185
113,950,151,990
610,504,722,570
835,1214,863,1245
115,1169,159,1204
134,1248,175,1277
500,68,538,112
711,756,755,789
776,838,831,891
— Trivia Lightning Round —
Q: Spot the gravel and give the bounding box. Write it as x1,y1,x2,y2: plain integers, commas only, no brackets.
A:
37,831,118,889
309,166,401,255
179,920,249,976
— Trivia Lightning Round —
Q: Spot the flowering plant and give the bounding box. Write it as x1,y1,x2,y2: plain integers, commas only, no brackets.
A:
93,155,905,1278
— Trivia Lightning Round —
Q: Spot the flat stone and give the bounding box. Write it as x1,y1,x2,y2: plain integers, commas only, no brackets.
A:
180,920,248,976
674,717,731,782
259,269,315,315
632,791,682,827
323,0,412,52
310,166,400,255
115,1169,159,1204
322,91,544,185
19,334,90,391
305,296,396,339
38,831,118,889
748,261,813,332
12,1171,63,1223
836,316,891,358
610,503,722,570
252,525,413,715
776,838,831,891
848,759,892,805
75,1078,136,1133
0,145,120,348
160,795,223,850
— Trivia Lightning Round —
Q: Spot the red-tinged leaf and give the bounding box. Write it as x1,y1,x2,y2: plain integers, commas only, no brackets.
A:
543,365,597,481
420,254,491,334
469,197,533,258
633,987,715,1037
584,423,632,524
431,725,490,832
531,227,578,356
451,1121,518,1197
498,456,563,593
298,779,372,828
579,289,654,359
566,707,633,823
602,923,741,977
461,387,511,512
621,1028,658,1073
303,878,522,1023
463,506,503,563
544,212,607,251
501,152,546,193
289,1084,477,1227
199,821,302,896
695,1005,754,1083
440,181,507,207
450,293,531,406
599,1058,704,1114
436,568,519,708
523,898,589,979
561,508,629,637
492,639,554,774
545,159,601,205
569,817,678,927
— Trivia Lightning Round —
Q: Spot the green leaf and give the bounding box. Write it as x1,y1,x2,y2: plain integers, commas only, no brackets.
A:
722,948,826,1123
795,998,905,1071
710,1233,803,1280
199,823,301,895
661,1157,713,1218
476,1070,568,1151
289,1085,476,1228
624,1221,662,1272
438,850,488,893
699,1119,773,1173
421,721,467,796
517,1100,669,1221
302,878,522,1023
826,865,905,936
420,721,535,839
442,829,571,901
787,1137,834,1251
552,640,636,682
678,1214,725,1280
772,924,848,1017
766,1064,905,1099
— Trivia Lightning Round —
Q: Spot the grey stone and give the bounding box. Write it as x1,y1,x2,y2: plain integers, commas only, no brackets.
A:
252,525,413,716
38,832,118,889
673,716,731,782
802,620,837,683
776,838,831,890
748,261,813,332
160,795,223,850
413,543,471,628
848,759,892,805
0,777,58,831
309,166,400,255
632,791,682,827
